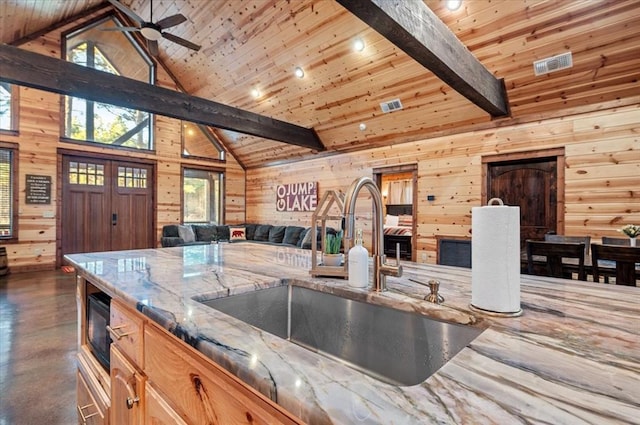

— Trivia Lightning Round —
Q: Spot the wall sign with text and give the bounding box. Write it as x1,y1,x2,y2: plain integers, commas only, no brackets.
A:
25,174,52,204
276,182,317,212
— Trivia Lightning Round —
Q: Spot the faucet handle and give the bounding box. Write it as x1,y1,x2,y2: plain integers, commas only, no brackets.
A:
380,243,403,278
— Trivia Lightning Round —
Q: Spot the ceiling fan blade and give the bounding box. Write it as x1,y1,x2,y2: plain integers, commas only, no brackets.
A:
162,32,201,52
155,14,187,30
102,27,140,32
147,39,159,56
107,0,145,25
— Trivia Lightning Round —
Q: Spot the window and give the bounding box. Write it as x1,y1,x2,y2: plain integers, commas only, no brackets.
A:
0,145,17,240
64,17,153,150
182,121,225,161
0,83,17,132
68,161,105,186
183,168,223,224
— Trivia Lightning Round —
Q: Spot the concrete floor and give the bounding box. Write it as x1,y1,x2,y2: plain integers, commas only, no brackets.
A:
0,269,77,425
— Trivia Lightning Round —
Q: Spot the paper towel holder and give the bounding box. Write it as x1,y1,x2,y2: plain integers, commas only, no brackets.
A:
470,196,523,318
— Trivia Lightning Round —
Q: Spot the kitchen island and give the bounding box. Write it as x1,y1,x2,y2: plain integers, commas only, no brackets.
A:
65,243,639,424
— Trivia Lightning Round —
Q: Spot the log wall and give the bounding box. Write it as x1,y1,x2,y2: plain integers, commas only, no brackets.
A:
247,104,640,263
1,13,246,272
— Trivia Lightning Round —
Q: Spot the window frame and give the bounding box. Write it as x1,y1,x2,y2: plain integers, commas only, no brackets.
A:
181,121,226,162
181,165,225,225
0,142,19,243
0,83,19,135
60,14,155,152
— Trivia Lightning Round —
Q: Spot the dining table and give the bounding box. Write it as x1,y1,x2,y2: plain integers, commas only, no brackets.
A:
521,243,639,286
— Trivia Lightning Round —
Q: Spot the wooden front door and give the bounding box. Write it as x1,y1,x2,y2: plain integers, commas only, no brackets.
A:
62,155,154,256
487,158,558,247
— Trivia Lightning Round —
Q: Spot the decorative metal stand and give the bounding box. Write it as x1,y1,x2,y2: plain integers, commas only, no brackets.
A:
310,190,350,278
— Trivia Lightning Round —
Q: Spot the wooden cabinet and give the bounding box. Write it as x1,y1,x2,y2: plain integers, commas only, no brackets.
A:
110,346,145,425
77,277,111,425
77,370,107,425
109,300,144,368
145,325,302,425
77,277,303,425
145,384,188,425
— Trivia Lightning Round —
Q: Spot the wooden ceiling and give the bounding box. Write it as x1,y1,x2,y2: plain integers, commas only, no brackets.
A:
2,0,640,169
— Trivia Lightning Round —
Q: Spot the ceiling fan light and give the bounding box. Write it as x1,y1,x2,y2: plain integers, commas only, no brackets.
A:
141,26,161,41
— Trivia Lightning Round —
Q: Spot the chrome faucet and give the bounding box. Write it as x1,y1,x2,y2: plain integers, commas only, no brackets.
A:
343,177,403,291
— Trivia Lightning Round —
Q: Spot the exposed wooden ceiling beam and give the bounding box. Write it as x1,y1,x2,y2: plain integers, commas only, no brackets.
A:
0,44,325,152
337,0,509,117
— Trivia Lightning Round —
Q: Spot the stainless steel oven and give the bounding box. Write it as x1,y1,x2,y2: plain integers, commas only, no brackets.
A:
86,292,111,370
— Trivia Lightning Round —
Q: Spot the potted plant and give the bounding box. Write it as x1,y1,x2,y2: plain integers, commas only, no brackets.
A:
619,224,640,247
323,230,344,266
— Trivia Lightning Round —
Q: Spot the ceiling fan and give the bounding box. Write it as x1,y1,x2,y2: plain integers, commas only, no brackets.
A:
106,0,201,56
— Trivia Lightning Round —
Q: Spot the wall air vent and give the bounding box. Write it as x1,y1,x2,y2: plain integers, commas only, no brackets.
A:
533,52,573,76
380,98,403,113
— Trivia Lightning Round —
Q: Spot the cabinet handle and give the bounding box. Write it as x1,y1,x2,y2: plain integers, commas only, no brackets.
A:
77,403,98,423
126,395,140,409
107,324,133,340
115,370,140,410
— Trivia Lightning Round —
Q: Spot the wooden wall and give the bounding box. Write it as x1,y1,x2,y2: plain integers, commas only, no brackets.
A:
247,103,640,263
1,12,246,272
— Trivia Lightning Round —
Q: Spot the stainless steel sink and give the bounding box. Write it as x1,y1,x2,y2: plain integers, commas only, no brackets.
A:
199,285,483,386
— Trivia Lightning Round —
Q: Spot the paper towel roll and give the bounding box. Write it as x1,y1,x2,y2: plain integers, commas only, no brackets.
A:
471,199,521,314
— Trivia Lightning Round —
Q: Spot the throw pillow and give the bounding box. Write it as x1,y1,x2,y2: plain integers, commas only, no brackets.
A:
385,214,399,227
177,225,196,243
244,223,257,240
254,225,273,241
229,227,246,242
300,227,312,248
268,226,286,243
216,225,230,241
398,215,413,227
283,226,305,246
193,225,218,242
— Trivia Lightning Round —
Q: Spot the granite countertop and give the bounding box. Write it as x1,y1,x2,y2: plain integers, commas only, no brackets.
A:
65,243,640,424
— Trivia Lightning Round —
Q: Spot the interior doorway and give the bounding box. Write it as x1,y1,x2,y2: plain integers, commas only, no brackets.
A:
483,148,565,248
59,152,155,262
373,164,418,261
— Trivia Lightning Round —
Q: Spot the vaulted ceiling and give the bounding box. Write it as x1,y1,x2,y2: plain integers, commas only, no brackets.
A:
2,0,640,169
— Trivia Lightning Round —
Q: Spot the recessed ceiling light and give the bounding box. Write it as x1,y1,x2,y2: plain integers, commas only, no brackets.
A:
250,88,261,99
353,38,365,52
446,0,462,11
294,66,305,79
359,123,367,131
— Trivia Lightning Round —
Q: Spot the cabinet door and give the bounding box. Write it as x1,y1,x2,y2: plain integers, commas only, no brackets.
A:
145,325,301,425
77,370,107,425
145,383,188,425
110,346,144,425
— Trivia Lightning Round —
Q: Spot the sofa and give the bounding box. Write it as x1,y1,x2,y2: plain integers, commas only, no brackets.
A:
161,223,336,249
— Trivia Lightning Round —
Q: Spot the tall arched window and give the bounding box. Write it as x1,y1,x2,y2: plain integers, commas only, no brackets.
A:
0,83,17,133
64,16,154,150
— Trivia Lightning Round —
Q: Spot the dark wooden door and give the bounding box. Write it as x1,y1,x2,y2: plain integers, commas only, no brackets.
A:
488,158,557,247
110,162,154,251
62,155,154,255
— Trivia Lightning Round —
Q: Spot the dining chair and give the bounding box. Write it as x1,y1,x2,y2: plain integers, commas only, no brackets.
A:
526,240,586,281
601,236,631,246
591,243,640,286
545,234,591,256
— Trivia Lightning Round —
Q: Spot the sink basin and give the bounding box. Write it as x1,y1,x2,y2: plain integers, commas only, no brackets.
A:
199,285,483,386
